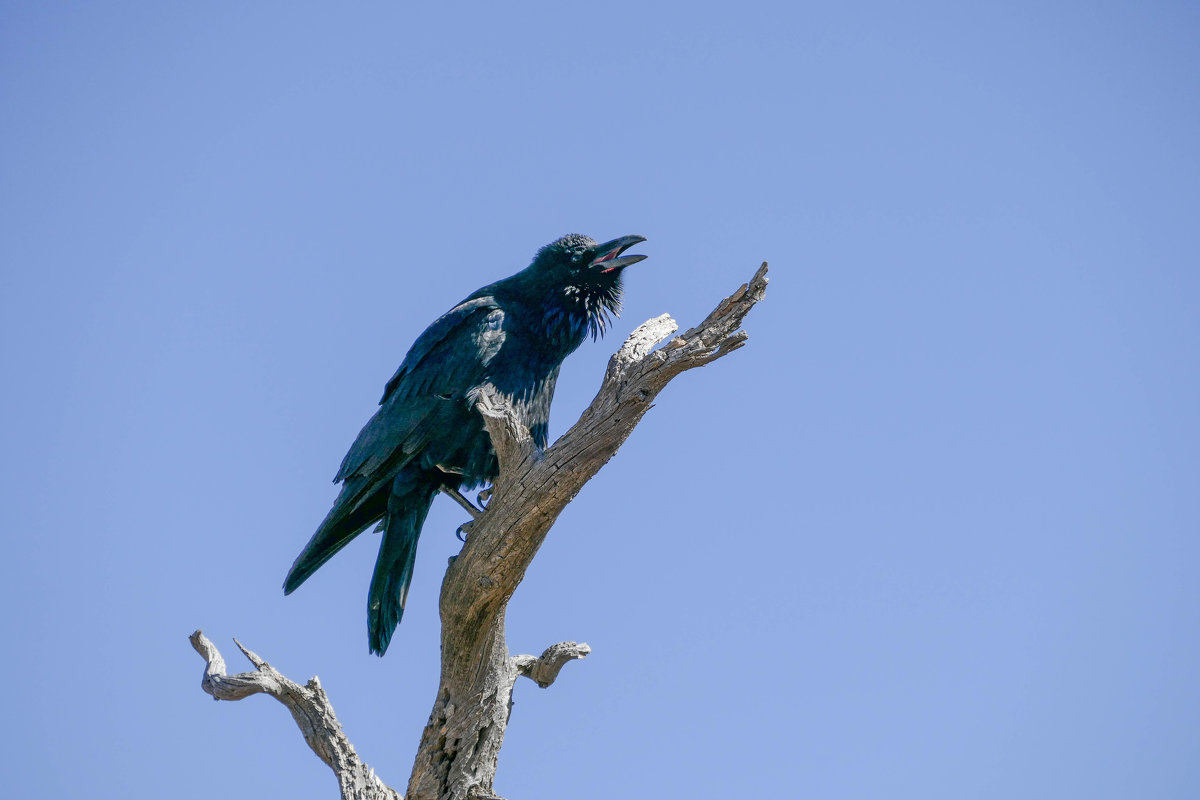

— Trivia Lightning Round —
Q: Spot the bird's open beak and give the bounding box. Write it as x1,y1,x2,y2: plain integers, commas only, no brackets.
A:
589,234,648,273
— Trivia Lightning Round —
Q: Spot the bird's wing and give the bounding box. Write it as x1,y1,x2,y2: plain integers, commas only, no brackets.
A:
333,296,506,486
379,296,500,404
284,296,507,598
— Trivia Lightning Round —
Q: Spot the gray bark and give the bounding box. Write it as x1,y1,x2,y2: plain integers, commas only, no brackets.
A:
190,263,769,800
189,631,402,800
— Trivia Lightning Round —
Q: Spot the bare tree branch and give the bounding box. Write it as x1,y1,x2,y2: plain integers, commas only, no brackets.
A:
407,262,769,800
513,642,592,688
190,262,769,800
189,630,401,800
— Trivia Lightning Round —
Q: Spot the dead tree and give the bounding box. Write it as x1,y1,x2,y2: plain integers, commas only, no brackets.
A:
191,263,769,800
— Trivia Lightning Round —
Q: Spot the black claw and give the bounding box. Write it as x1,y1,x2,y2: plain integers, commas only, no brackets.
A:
456,523,471,543
477,487,493,508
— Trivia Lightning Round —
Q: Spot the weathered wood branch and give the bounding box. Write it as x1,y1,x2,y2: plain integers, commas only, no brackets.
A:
190,262,768,800
189,630,401,800
513,641,592,688
407,262,769,800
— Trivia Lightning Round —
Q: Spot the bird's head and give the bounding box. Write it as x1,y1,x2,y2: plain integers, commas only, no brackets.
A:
528,233,648,338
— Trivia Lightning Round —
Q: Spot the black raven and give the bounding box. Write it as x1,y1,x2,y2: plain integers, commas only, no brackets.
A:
284,234,648,655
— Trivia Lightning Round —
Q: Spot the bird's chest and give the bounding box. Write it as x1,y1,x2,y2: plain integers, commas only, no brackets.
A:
485,307,586,391
534,303,591,356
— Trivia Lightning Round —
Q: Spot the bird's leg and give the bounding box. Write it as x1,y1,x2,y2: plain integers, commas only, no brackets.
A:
440,485,482,519
477,486,493,509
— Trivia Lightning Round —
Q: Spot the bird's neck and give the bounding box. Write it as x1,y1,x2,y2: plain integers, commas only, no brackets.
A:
541,282,617,346
491,271,620,359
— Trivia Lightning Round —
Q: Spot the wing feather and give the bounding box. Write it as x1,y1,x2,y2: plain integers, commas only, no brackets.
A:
334,298,505,485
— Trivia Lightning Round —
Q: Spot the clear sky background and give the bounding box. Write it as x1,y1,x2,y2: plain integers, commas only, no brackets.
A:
2,2,1197,798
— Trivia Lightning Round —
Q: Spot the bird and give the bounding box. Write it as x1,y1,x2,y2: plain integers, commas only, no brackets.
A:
284,233,648,655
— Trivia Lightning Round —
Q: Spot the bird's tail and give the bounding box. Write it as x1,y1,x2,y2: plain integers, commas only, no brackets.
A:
284,475,389,596
368,473,438,656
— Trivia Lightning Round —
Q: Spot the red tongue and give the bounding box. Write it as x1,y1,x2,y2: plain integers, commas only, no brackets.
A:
594,248,620,263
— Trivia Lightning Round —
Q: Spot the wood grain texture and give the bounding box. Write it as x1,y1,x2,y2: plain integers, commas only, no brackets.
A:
189,631,401,800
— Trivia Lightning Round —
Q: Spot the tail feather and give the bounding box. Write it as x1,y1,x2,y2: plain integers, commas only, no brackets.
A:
367,477,438,656
284,478,388,595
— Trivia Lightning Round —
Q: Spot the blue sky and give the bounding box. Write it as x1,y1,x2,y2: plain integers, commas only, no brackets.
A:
2,2,1198,798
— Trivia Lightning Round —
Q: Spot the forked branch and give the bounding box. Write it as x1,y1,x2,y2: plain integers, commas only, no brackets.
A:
189,630,400,800
410,262,768,800
190,263,769,800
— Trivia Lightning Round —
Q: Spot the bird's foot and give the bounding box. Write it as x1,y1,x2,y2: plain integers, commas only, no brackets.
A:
477,487,493,508
456,521,473,543
440,484,482,519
